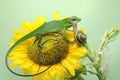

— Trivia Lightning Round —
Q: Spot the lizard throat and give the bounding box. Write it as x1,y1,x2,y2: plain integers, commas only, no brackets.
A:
27,33,68,66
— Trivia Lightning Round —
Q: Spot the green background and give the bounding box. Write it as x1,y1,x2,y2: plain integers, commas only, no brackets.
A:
0,0,120,80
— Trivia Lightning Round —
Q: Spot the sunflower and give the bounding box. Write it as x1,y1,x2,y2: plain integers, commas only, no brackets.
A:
8,11,88,80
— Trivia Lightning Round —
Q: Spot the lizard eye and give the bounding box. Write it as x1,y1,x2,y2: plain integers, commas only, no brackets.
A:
68,21,72,24
72,19,77,21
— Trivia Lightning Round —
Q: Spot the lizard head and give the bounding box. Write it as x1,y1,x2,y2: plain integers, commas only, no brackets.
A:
63,16,81,28
69,16,81,22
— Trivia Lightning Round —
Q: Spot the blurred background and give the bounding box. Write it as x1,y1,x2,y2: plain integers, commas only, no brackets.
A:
0,0,120,80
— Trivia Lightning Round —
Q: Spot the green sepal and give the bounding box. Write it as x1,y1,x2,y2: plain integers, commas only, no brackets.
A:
65,65,87,80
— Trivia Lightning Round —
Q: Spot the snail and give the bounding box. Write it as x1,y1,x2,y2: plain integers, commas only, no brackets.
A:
71,20,87,45
75,31,87,44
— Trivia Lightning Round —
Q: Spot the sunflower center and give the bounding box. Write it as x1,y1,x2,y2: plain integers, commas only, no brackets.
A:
28,33,68,66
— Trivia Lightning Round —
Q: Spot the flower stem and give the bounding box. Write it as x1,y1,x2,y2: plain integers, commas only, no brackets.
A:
85,43,104,80
85,27,120,80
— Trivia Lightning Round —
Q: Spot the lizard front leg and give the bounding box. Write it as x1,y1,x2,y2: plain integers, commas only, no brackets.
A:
62,28,73,43
35,35,43,48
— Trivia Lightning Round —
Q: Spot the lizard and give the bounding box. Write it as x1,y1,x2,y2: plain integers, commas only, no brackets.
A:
5,16,81,77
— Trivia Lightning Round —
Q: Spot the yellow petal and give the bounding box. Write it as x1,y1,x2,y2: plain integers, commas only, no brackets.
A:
54,11,60,20
37,65,51,75
21,22,33,32
58,77,64,80
66,30,74,41
32,76,35,80
31,63,40,74
35,68,49,80
54,63,71,78
32,16,46,29
9,46,28,56
9,61,19,68
11,52,27,59
48,66,57,80
23,68,30,74
60,16,69,20
66,56,82,69
61,59,75,76
69,44,88,58
9,59,24,68
12,30,25,41
8,42,14,46
69,51,85,58
20,59,34,69
79,28,87,35
13,30,25,36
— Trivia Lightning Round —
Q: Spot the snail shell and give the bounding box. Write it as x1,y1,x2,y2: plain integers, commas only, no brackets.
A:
75,31,87,44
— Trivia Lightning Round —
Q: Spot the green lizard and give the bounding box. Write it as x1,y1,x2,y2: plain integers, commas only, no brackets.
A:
5,16,81,76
